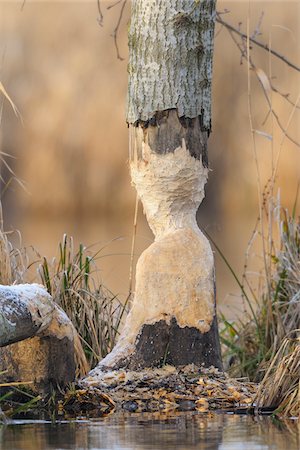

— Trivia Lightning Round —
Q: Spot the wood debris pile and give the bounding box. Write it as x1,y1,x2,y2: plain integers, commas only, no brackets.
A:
80,364,257,413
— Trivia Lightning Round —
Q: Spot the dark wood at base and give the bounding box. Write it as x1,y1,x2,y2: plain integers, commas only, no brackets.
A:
132,316,222,370
106,316,222,371
132,109,209,166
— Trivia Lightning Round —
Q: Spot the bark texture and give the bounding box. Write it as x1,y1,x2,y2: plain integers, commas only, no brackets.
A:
0,284,76,392
127,0,216,131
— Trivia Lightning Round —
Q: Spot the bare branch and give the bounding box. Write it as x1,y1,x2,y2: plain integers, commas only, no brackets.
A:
216,13,300,148
251,11,264,40
256,73,300,148
216,14,300,73
107,0,123,10
97,0,104,27
111,0,127,61
270,83,300,110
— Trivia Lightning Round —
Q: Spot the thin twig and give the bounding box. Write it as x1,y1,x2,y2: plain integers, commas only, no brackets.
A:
218,14,300,148
270,83,300,110
128,192,139,297
251,11,264,40
111,0,127,61
273,91,300,180
268,34,275,308
247,10,272,321
256,72,300,148
97,0,104,26
216,14,300,73
107,0,123,10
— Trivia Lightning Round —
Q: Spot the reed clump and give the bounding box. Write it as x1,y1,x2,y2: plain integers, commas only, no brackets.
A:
38,234,128,369
255,336,300,418
218,199,300,418
0,217,28,286
0,223,127,373
220,205,300,382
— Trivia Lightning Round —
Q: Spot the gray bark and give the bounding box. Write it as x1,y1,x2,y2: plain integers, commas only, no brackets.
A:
127,0,216,131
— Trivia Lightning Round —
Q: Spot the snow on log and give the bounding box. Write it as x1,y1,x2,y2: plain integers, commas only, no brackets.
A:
0,284,54,347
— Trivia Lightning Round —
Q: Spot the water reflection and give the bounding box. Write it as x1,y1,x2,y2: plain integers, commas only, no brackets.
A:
0,413,298,450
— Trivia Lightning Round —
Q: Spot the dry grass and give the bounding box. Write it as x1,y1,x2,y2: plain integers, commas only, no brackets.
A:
219,9,300,395
0,221,27,285
0,224,127,374
274,212,300,340
255,335,300,418
37,234,128,369
217,9,300,421
219,204,300,383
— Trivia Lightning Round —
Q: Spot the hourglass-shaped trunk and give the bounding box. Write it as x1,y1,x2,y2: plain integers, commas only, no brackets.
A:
93,0,222,373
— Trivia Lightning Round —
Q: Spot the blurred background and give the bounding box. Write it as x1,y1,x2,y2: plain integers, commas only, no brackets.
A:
0,0,299,318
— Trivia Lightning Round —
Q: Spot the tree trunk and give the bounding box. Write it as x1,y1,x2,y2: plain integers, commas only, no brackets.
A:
0,284,77,392
92,0,222,373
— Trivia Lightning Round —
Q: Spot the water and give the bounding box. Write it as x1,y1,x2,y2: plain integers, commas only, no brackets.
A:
0,413,298,450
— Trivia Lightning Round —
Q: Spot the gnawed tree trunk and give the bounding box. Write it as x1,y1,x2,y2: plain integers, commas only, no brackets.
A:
91,0,222,375
0,284,77,392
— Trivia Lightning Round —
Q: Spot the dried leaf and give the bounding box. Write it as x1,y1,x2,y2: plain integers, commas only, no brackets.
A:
0,81,21,119
195,398,209,411
241,397,253,405
255,68,272,95
232,390,241,400
254,129,273,140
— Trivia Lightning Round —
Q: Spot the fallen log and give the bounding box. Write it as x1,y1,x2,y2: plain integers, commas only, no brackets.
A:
0,284,77,392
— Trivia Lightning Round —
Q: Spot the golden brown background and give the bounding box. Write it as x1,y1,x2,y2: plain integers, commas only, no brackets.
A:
0,1,299,318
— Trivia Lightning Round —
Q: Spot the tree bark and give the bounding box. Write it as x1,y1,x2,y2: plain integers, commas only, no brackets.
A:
127,0,215,132
90,0,222,375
